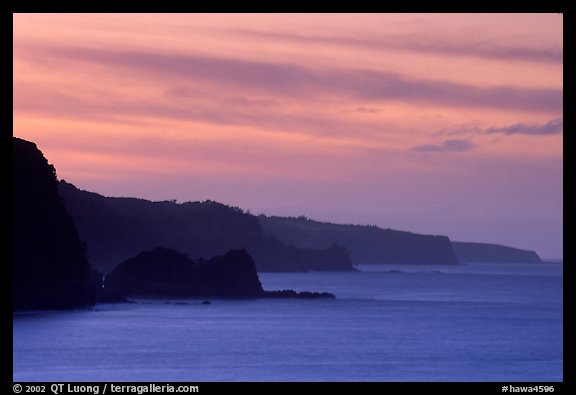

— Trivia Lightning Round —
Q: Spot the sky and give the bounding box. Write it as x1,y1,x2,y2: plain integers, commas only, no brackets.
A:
13,13,563,258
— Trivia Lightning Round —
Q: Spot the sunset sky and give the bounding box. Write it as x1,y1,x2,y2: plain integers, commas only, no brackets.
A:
13,13,563,258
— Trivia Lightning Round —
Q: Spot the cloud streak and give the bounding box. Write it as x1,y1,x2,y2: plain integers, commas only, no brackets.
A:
433,118,563,137
13,78,402,146
234,30,564,65
485,118,563,136
27,45,563,114
412,139,476,153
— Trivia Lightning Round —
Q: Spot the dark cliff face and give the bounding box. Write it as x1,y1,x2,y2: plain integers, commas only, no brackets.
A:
259,215,461,265
58,181,355,273
58,180,262,272
105,247,264,298
13,138,94,310
248,236,354,272
452,242,542,263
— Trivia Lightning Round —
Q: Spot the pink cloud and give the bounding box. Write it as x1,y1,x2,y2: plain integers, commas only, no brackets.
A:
234,29,564,64
21,45,563,114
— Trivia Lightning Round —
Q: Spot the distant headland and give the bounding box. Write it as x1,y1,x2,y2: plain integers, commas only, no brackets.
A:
13,136,544,311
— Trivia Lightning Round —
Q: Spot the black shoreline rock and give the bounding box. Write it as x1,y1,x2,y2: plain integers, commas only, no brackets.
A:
263,290,335,299
106,248,264,298
105,247,335,300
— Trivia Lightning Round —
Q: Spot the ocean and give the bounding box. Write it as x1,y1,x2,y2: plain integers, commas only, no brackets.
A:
13,263,563,382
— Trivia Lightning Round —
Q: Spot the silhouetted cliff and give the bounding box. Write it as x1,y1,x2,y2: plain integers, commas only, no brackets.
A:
58,181,355,273
452,241,542,263
106,248,264,297
248,235,354,272
259,215,460,265
106,247,334,299
13,138,95,310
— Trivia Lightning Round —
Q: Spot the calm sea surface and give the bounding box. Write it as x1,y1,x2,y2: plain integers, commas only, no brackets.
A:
13,263,563,382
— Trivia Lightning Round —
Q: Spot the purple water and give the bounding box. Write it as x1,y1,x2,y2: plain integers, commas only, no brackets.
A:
13,263,563,381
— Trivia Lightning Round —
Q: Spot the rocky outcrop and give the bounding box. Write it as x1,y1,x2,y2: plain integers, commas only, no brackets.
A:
13,138,95,311
105,247,334,299
106,248,264,298
264,290,335,299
